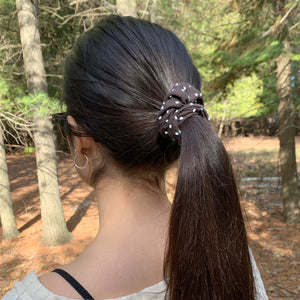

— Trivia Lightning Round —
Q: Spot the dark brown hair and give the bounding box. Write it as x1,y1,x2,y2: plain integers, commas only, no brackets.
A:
62,15,255,299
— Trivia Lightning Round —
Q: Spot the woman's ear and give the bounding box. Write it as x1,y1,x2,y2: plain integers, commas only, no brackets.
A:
67,115,94,156
66,115,109,186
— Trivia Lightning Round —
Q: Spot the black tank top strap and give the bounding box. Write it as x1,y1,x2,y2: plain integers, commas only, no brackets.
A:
52,268,94,300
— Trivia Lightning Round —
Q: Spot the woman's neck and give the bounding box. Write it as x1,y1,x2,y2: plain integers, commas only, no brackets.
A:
57,173,171,299
93,175,171,242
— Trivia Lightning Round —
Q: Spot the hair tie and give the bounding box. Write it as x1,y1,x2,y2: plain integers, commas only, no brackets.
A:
157,83,210,143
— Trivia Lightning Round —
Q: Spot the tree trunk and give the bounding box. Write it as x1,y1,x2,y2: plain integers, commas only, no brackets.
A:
276,40,300,223
218,99,227,138
34,117,72,245
16,0,71,244
0,126,19,240
150,0,158,23
116,0,137,17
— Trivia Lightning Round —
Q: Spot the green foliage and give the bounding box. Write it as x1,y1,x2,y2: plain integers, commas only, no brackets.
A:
0,79,63,117
257,61,277,115
0,80,12,111
0,0,15,12
24,146,35,155
0,0,26,97
0,80,24,112
199,0,300,120
207,73,264,119
291,53,300,61
16,92,63,117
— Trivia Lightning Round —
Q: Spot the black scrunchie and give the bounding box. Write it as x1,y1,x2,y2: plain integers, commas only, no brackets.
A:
157,83,210,144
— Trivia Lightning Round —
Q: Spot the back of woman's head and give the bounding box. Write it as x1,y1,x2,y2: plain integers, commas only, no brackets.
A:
63,16,199,174
63,15,255,300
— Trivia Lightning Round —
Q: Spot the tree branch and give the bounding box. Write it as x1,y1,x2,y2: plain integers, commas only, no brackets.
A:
289,20,300,31
261,2,298,38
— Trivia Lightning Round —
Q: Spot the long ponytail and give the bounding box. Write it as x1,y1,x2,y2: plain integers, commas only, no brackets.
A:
163,116,255,299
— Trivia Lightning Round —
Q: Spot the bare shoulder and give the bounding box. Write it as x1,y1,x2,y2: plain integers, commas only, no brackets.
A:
38,272,81,299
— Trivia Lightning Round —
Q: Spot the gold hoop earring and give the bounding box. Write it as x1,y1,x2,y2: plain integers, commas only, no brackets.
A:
73,149,89,169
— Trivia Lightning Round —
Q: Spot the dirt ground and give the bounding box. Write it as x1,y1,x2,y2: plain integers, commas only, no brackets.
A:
1,137,299,299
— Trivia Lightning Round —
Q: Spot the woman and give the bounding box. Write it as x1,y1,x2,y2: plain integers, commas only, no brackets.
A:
3,15,268,300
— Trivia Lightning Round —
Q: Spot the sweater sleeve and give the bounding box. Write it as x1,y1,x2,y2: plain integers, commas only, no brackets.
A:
1,271,77,300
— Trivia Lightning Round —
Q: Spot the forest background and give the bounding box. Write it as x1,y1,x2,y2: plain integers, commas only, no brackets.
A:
0,0,300,298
